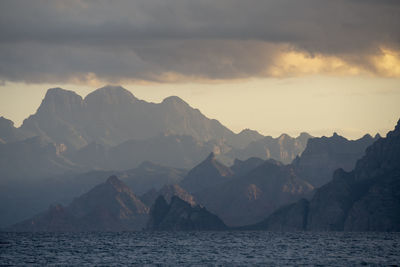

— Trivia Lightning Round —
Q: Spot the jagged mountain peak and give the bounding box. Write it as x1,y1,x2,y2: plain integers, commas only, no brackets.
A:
10,176,149,231
39,87,83,110
180,152,233,193
105,175,123,187
255,118,400,232
360,133,373,140
84,85,138,105
330,132,347,141
238,128,261,136
162,95,188,106
293,131,378,187
278,133,290,140
389,118,400,137
298,132,312,139
45,87,81,97
354,117,400,179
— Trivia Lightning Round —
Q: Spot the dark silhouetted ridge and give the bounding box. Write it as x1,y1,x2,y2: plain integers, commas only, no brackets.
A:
147,196,227,231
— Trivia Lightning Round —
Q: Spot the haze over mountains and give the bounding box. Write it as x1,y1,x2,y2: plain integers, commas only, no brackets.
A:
1,85,394,231
9,118,399,232
10,176,149,231
249,119,400,232
0,85,317,179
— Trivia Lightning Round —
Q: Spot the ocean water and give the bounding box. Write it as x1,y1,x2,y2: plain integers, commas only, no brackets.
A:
1,231,399,266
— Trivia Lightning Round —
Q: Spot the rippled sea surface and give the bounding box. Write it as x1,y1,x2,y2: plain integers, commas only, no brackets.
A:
1,231,399,266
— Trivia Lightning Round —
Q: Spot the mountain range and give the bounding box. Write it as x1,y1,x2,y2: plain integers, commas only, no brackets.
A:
1,84,392,232
0,162,186,227
249,119,400,231
10,176,149,231
0,85,315,178
20,86,242,150
6,119,398,231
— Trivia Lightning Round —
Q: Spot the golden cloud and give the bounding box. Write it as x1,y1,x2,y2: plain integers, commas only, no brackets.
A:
267,47,400,78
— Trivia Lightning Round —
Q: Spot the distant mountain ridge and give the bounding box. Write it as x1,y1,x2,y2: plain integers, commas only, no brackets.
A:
0,161,187,227
292,132,379,187
10,176,149,231
228,132,312,164
180,152,234,193
249,119,400,231
1,85,315,170
20,85,241,150
196,159,314,226
147,195,227,231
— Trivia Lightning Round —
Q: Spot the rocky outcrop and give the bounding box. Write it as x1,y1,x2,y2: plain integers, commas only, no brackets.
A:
9,176,149,231
251,119,400,232
141,184,196,207
147,196,227,231
292,133,378,187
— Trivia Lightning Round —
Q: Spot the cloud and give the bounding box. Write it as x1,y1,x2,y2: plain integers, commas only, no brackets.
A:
0,0,399,84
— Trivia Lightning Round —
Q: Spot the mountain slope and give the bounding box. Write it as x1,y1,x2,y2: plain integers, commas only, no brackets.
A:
146,196,227,231
9,176,149,231
179,152,234,193
0,161,186,228
250,119,400,231
196,159,313,226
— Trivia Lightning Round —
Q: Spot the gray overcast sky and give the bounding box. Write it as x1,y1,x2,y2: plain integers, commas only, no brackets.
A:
0,0,399,138
0,0,399,83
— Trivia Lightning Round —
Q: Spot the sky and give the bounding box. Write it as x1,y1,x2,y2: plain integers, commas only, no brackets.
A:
0,0,399,139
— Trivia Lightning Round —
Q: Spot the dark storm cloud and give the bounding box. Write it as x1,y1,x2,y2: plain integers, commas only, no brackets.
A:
0,0,399,83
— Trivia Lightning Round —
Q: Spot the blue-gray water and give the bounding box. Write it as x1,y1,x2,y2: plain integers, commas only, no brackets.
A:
1,231,399,266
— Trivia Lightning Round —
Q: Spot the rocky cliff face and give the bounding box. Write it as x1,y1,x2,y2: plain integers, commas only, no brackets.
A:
9,176,149,231
250,119,400,232
292,133,378,187
147,196,227,231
